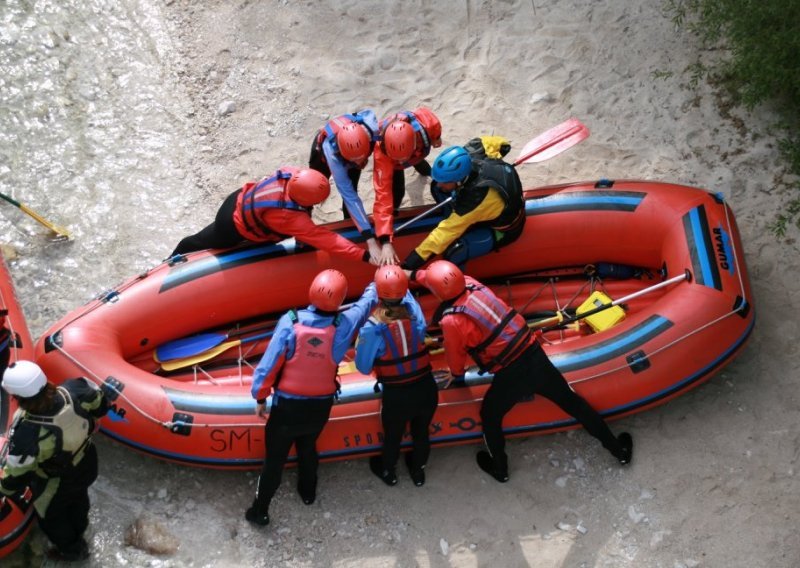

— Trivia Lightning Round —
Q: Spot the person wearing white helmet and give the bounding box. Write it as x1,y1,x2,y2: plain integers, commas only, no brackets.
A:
1,360,108,562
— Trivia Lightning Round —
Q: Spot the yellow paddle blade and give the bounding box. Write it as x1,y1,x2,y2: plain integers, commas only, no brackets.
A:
338,361,357,375
20,204,71,239
160,338,241,372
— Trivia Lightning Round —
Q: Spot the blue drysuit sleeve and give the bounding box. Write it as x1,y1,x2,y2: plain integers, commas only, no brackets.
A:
322,141,374,238
355,321,385,375
251,312,295,400
332,282,379,362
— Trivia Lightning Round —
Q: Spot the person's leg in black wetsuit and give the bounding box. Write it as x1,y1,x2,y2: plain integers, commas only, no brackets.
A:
405,375,438,485
171,190,243,256
391,169,405,213
527,345,624,457
291,398,334,505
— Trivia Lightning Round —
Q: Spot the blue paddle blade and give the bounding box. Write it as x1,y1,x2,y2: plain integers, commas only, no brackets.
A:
155,332,227,362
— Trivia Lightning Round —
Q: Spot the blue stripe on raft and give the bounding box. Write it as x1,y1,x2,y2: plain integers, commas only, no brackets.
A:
164,380,381,416
525,191,645,215
684,206,722,290
160,223,367,292
164,388,255,415
549,315,673,373
98,427,264,467
161,191,647,293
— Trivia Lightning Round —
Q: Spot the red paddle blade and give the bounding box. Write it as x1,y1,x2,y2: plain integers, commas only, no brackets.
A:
514,118,590,165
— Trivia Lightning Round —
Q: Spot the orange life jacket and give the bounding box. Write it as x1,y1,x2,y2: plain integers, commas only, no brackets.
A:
233,167,308,241
443,283,533,373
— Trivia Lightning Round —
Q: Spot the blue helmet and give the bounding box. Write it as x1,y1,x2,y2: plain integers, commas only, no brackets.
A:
431,146,472,183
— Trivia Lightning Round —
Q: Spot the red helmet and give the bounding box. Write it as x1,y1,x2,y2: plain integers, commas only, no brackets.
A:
413,107,442,148
375,265,408,301
337,123,372,164
425,260,465,301
287,168,330,207
309,269,348,311
383,121,416,162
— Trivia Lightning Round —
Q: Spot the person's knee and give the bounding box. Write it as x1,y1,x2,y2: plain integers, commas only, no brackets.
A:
443,229,496,268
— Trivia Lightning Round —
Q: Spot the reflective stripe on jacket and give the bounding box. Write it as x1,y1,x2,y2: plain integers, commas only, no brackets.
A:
371,317,431,385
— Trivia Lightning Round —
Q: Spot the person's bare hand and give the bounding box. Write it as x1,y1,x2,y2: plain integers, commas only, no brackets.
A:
379,242,400,265
367,238,382,265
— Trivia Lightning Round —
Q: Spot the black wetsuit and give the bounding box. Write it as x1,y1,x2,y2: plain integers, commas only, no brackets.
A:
481,343,623,471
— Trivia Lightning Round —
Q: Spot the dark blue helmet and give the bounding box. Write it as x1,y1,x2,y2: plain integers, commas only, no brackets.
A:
431,146,471,183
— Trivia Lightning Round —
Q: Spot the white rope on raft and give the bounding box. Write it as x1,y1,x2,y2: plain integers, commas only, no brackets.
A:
51,342,265,430
569,305,750,387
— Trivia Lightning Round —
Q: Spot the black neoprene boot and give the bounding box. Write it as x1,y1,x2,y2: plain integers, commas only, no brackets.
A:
245,500,270,526
369,456,398,486
47,538,90,562
476,450,509,483
404,452,426,487
616,432,633,465
298,478,317,505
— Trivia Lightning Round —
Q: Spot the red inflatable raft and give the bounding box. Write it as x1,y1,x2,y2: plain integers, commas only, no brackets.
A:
0,253,36,558
34,180,754,469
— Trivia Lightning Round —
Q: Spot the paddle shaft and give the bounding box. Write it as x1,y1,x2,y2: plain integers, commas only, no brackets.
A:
395,196,453,232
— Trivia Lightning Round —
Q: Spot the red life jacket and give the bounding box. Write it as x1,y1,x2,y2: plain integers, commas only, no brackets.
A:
443,283,533,374
315,113,376,165
275,311,339,397
378,111,432,168
371,316,431,386
233,167,308,241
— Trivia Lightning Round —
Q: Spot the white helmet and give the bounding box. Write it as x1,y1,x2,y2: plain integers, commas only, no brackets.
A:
2,360,47,398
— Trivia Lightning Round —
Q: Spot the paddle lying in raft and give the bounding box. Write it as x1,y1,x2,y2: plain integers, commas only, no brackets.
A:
159,330,275,372
155,321,277,362
395,117,590,233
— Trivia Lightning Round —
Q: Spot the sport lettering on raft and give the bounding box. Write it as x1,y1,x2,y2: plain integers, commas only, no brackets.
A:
343,431,384,448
